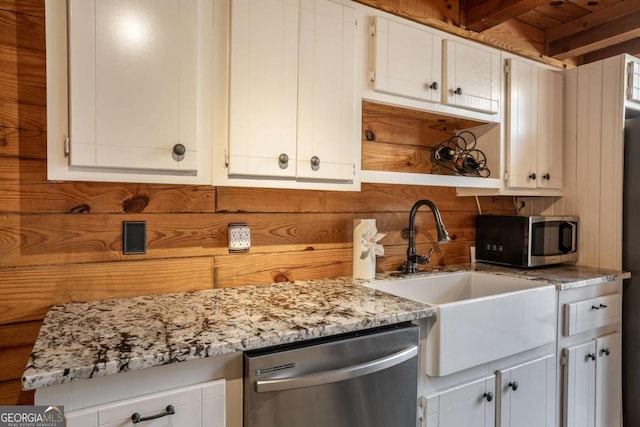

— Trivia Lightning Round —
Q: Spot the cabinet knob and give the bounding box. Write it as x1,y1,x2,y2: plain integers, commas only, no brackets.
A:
591,305,601,310
278,153,289,169
483,392,493,402
602,347,611,356
588,353,596,361
454,87,463,95
508,381,519,391
172,144,186,161
529,173,537,180
599,303,608,309
172,144,186,156
543,173,551,180
430,81,439,90
310,156,320,171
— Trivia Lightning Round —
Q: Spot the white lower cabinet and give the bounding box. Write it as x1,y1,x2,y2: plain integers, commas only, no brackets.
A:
64,379,225,427
421,375,496,427
558,280,622,427
496,355,556,427
562,332,621,427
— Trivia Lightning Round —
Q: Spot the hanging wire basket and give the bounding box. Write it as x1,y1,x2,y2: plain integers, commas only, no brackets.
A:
430,131,490,178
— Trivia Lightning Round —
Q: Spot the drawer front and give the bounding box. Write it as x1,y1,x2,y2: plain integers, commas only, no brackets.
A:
564,293,621,336
98,387,202,424
66,379,226,427
100,401,201,427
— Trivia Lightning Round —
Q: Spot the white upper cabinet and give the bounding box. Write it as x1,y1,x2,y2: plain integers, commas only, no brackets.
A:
227,0,359,188
228,0,299,178
536,67,564,190
296,0,356,181
370,16,441,103
361,7,501,124
442,39,500,115
505,57,563,193
628,60,640,103
627,57,640,112
46,0,213,184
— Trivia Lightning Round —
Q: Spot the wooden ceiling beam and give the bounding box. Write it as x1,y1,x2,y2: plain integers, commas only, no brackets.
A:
546,0,640,42
548,8,640,59
465,0,551,32
582,37,640,64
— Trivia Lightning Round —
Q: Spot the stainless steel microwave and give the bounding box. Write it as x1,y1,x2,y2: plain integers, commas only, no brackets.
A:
475,215,578,268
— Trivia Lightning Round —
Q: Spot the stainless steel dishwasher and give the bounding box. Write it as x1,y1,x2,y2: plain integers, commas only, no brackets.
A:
243,322,419,427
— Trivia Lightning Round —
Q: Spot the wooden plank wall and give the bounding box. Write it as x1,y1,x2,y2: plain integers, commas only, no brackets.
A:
0,0,518,405
561,57,625,270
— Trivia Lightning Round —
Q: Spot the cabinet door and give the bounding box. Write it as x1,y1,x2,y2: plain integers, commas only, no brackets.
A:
371,16,441,103
537,68,563,190
595,333,621,427
68,0,206,173
629,61,640,103
506,58,564,191
443,39,500,114
497,355,555,427
563,341,597,427
65,408,98,427
423,375,495,427
506,58,538,189
296,0,357,181
228,0,299,178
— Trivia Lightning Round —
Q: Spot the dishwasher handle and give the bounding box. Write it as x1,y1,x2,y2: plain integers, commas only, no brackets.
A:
255,345,418,393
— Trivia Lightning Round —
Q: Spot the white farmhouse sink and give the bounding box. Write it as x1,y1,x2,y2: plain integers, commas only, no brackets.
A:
367,271,556,376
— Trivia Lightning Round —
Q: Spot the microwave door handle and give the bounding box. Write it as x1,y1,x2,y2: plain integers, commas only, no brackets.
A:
255,345,418,393
558,222,577,253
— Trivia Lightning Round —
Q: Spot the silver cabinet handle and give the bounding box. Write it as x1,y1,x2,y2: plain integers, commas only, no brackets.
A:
255,345,418,393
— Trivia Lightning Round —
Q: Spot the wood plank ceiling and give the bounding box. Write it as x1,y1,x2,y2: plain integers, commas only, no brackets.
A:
464,0,640,64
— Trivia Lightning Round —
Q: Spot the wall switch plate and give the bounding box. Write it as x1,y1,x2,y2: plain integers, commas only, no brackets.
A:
123,221,146,254
228,223,250,253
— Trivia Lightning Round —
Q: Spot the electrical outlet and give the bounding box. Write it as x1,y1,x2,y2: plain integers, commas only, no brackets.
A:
228,223,250,253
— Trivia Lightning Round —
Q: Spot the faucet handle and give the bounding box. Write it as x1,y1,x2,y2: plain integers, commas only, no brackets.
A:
421,248,435,264
411,248,435,266
413,255,428,265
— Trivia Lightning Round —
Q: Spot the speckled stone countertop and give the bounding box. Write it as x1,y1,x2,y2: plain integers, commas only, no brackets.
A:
22,263,629,391
22,277,435,391
437,262,630,290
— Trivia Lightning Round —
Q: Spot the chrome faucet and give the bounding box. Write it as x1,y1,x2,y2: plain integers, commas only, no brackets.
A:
401,199,450,274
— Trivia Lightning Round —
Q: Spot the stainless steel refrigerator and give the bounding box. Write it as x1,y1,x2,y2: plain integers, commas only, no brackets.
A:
623,116,640,424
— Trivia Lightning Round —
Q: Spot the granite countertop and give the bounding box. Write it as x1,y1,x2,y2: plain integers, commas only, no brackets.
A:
22,263,630,391
433,262,631,291
22,277,435,391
